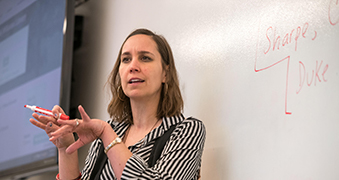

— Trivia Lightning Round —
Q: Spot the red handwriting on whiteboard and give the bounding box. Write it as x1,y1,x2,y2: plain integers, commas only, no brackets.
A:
296,60,329,94
255,21,329,115
263,22,317,55
329,0,339,25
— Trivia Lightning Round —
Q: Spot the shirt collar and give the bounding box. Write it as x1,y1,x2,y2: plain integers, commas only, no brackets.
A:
161,113,185,131
111,113,185,145
144,113,185,144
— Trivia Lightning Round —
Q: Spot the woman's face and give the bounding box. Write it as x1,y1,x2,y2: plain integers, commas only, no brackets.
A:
119,34,166,101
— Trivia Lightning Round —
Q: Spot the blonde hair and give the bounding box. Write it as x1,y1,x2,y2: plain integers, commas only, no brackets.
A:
107,28,183,124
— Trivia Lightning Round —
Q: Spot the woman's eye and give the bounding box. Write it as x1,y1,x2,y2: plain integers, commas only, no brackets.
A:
141,56,152,61
121,57,130,63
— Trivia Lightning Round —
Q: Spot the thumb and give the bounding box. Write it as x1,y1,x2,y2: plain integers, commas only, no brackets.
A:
78,105,91,122
66,139,84,154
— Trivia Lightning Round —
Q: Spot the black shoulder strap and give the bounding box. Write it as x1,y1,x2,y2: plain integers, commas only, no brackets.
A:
90,142,107,180
147,123,177,168
148,117,197,167
90,122,121,179
90,122,116,179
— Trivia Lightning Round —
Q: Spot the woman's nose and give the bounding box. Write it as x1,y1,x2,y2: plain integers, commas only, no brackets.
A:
129,58,140,73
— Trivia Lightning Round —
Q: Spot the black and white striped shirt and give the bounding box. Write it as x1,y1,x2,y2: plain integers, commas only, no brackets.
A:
81,114,206,180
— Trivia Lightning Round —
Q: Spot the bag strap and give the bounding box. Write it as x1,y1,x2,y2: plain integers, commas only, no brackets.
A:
147,117,194,167
147,124,177,167
90,142,107,180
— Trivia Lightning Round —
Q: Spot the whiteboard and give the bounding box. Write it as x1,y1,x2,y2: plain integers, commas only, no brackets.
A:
100,0,339,179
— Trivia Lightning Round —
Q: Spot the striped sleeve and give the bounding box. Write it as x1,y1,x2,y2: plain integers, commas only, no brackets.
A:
80,120,118,180
121,118,206,180
81,138,102,180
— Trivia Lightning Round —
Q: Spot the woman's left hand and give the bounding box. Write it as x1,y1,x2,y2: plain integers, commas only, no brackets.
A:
50,105,108,154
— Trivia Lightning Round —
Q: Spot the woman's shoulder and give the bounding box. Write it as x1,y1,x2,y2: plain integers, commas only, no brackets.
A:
167,115,206,150
106,119,129,137
163,114,204,127
106,119,118,126
107,118,128,127
184,116,203,123
173,115,206,136
181,116,205,129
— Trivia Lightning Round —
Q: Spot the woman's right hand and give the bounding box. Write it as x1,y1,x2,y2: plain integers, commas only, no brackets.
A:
29,105,75,150
50,105,108,154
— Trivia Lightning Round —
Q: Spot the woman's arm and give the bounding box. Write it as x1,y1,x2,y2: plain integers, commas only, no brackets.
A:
58,143,80,179
100,124,133,179
29,106,81,179
51,105,133,180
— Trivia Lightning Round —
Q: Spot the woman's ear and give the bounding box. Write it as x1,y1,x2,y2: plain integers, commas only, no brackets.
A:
162,65,169,83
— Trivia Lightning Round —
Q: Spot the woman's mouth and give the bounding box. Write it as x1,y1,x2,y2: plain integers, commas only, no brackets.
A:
128,78,145,84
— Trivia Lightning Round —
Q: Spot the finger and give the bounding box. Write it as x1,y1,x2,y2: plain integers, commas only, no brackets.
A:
45,122,59,135
50,124,74,140
57,118,80,128
29,118,46,130
32,113,47,124
32,113,58,125
51,105,66,119
78,105,91,122
66,139,85,154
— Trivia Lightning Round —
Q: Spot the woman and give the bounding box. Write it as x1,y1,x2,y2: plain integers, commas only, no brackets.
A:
30,28,205,180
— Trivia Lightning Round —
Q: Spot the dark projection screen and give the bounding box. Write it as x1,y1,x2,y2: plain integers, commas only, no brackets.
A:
0,0,74,178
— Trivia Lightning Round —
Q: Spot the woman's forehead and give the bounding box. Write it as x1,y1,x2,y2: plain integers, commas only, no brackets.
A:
122,34,158,53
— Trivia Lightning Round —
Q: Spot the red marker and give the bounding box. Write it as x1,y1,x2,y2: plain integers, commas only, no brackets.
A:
24,105,69,120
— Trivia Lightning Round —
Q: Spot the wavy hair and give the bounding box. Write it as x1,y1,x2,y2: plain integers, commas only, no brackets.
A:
106,28,183,124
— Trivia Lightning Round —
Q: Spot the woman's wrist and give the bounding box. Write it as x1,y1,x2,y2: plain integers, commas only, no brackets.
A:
58,133,76,151
100,122,118,148
58,147,79,179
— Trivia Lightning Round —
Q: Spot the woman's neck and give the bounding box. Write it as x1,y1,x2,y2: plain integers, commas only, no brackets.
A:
130,98,160,130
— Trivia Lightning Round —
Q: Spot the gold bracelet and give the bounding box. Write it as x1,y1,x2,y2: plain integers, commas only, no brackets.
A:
104,137,122,154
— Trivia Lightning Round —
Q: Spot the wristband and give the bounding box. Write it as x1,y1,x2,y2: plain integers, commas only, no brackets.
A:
104,137,122,154
56,172,81,180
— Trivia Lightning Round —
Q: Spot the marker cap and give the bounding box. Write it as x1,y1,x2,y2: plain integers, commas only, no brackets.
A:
59,113,69,120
